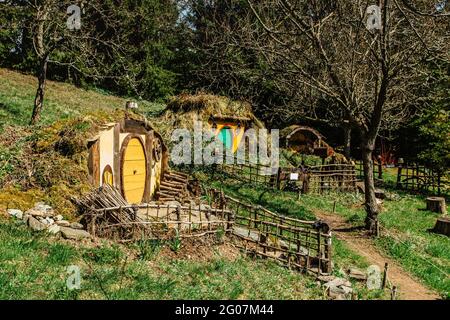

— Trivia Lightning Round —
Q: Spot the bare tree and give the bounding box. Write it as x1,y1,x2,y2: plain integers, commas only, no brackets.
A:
223,0,448,233
5,0,131,125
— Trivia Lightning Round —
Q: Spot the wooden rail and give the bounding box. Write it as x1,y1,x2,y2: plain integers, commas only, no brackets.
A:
207,189,333,275
218,161,357,194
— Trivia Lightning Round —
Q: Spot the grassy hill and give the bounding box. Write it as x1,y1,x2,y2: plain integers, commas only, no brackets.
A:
0,68,164,128
0,68,447,300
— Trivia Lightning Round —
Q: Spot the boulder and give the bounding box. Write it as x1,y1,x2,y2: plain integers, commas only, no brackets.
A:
317,275,336,283
7,209,23,219
47,224,61,235
55,215,64,221
69,222,84,230
22,214,30,224
348,268,367,281
60,227,90,240
323,277,353,300
26,202,54,217
28,216,46,231
56,220,70,227
45,217,55,225
25,208,46,217
323,277,351,289
34,202,54,215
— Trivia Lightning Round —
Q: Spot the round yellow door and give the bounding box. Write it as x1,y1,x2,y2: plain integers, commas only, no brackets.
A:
122,137,146,203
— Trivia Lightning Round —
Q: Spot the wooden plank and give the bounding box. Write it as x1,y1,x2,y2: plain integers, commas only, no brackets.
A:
113,123,121,189
89,140,100,187
144,132,153,202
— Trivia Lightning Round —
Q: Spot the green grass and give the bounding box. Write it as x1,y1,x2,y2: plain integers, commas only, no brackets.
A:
198,173,374,274
1,68,441,300
296,190,450,298
0,218,329,300
0,68,165,129
196,169,449,298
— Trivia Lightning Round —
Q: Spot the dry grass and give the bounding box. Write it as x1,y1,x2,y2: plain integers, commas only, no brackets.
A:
0,109,152,218
156,93,265,140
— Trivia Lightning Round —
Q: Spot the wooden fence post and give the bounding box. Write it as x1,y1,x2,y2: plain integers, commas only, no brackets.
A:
382,263,388,289
276,167,282,190
378,162,383,180
397,165,403,188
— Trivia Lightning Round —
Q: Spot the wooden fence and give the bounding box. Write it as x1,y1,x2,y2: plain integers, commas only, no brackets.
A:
354,160,383,180
86,202,234,241
396,164,449,195
219,161,278,188
79,185,333,275
208,189,333,275
218,161,357,194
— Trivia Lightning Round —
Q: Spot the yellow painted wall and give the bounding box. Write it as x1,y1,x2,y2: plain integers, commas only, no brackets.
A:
150,157,162,197
209,121,246,153
95,127,163,204
99,127,115,187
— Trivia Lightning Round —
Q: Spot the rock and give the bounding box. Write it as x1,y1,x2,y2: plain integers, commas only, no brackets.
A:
348,268,367,281
324,277,353,300
56,220,70,227
34,202,53,215
60,227,90,240
47,224,61,235
166,200,182,207
376,198,383,206
22,214,30,224
55,215,64,221
323,277,351,289
340,285,353,295
200,204,211,211
7,209,23,219
45,217,55,225
26,202,54,217
333,294,347,300
28,216,46,231
69,222,84,230
317,275,336,283
25,208,46,217
328,285,347,299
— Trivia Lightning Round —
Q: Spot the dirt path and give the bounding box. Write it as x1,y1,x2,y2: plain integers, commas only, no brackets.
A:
313,209,440,300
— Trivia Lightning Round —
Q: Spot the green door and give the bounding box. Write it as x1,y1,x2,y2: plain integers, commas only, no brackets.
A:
219,126,233,150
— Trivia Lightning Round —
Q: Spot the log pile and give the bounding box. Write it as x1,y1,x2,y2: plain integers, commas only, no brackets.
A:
75,184,146,239
157,171,190,202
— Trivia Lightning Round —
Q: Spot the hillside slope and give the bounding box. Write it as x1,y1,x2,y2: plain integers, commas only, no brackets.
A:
0,68,163,128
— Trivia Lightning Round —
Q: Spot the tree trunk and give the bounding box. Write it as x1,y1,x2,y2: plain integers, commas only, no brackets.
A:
343,125,351,159
30,56,48,125
361,140,379,235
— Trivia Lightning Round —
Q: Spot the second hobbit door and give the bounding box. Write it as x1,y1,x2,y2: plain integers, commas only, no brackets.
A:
122,137,147,203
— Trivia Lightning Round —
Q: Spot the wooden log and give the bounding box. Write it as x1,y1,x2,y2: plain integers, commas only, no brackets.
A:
431,216,450,237
426,197,447,214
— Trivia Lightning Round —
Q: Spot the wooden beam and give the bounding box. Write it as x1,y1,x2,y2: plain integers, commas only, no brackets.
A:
113,123,121,189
